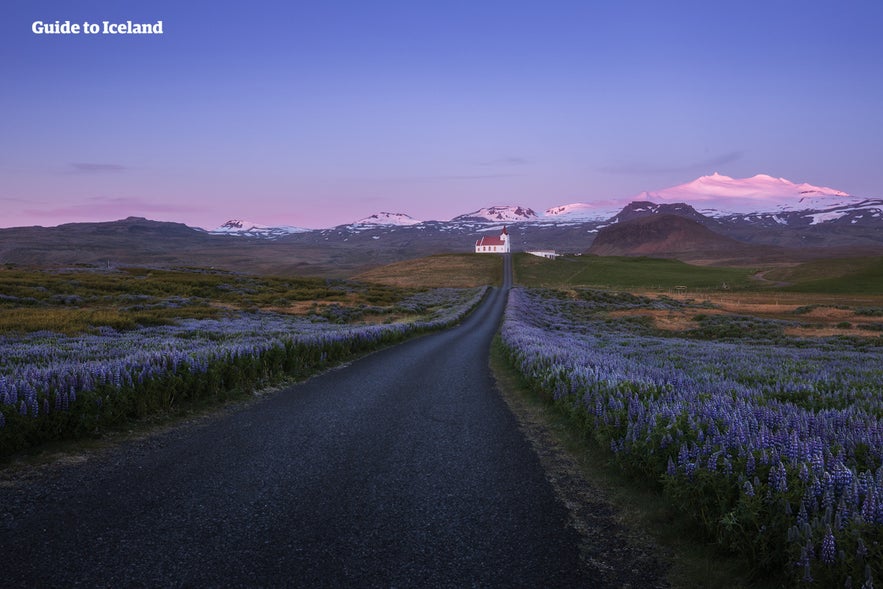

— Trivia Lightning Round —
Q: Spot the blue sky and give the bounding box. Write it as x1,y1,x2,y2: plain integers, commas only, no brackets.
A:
3,1,882,228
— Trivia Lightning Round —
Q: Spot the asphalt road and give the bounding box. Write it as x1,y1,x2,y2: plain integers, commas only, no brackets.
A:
1,254,600,587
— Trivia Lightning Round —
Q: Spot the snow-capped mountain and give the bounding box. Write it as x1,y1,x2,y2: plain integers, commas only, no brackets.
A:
204,174,880,254
715,198,883,229
451,205,538,223
630,173,882,228
543,201,625,223
351,212,421,226
542,173,881,229
541,174,861,223
632,172,853,216
210,219,312,238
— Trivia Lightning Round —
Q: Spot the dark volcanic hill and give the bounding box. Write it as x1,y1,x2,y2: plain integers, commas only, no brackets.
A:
587,214,789,263
607,201,717,226
597,200,883,252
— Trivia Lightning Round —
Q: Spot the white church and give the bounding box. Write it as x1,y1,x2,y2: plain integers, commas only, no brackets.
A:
474,226,510,253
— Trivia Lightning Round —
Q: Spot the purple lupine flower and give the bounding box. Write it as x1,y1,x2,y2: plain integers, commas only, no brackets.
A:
797,500,809,527
666,456,676,476
768,461,788,493
821,527,836,565
745,452,756,477
799,462,810,483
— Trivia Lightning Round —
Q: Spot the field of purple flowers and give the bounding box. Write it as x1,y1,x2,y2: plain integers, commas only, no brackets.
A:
501,288,883,587
0,287,487,454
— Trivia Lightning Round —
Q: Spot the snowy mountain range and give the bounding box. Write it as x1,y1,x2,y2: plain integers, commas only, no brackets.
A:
543,201,624,223
634,173,852,215
542,173,866,223
209,219,311,239
3,173,882,275
450,206,539,223
351,212,421,226
209,174,881,237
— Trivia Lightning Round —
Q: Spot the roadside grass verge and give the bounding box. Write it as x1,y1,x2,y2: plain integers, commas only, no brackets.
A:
490,337,783,589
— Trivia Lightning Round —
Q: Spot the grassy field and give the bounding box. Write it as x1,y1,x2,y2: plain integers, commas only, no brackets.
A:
513,253,757,291
514,252,883,295
0,266,417,334
354,253,503,288
765,255,883,294
509,252,883,335
353,251,883,300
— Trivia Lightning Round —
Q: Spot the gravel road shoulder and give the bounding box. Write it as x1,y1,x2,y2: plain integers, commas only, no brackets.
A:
491,345,671,588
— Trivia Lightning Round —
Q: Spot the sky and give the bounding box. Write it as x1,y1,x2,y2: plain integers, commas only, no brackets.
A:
3,1,883,229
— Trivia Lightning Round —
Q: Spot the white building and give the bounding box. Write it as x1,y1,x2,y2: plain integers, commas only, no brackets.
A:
526,250,558,259
474,226,510,253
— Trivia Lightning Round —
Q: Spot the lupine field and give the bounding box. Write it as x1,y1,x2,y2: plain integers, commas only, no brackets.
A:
501,287,883,587
0,268,487,454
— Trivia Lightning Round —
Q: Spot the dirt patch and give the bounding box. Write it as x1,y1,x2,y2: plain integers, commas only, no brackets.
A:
616,292,883,338
786,323,882,338
264,300,332,314
700,292,883,309
716,301,794,316
607,308,722,332
751,270,791,287
800,307,854,320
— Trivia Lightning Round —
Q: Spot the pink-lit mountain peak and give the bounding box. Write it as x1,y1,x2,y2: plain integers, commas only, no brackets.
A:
636,173,853,215
542,173,857,223
681,172,847,199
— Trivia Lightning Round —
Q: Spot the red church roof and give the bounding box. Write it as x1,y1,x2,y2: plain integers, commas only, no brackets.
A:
475,235,505,247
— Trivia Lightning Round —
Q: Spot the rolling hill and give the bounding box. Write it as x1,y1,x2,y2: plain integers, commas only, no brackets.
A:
587,214,789,264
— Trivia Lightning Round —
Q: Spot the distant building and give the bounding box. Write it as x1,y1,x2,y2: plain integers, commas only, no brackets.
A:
474,226,510,253
526,250,558,259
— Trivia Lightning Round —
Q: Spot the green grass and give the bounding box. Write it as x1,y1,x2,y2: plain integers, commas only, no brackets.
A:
513,253,756,291
770,256,883,294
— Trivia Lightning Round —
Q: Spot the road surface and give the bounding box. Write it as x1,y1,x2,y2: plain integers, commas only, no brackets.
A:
0,255,645,587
